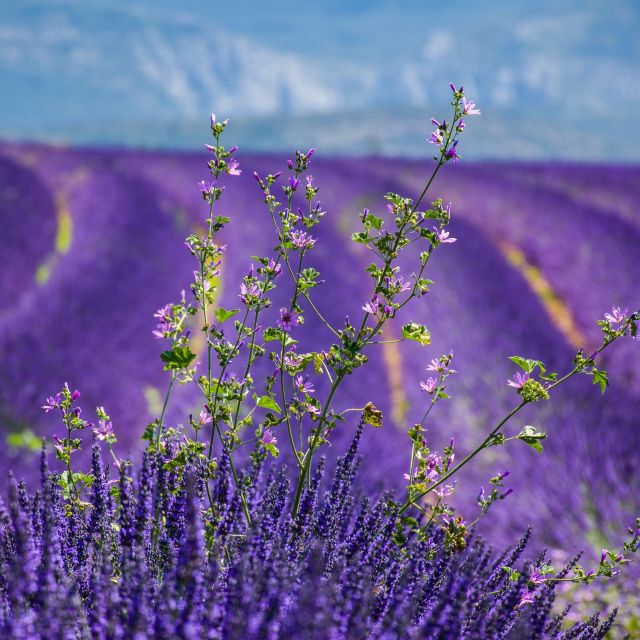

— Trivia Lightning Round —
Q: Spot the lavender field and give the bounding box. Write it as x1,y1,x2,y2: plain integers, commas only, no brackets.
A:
1,140,639,624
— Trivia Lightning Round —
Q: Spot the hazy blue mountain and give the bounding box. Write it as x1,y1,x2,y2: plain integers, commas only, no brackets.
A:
1,0,639,159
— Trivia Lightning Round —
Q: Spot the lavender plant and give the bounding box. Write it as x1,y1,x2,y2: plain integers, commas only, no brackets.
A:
2,84,639,638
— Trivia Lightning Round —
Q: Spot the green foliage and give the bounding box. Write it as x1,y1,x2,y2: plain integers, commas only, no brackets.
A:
214,307,240,323
161,345,197,370
402,322,431,345
517,426,547,453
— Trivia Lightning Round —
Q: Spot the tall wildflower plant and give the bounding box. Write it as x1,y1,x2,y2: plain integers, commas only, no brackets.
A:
2,84,639,638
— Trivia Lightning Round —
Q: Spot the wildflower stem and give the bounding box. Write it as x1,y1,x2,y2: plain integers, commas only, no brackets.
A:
292,372,344,517
399,401,528,515
155,373,175,448
399,321,630,516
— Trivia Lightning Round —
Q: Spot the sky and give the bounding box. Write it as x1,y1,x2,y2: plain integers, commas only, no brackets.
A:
1,0,639,159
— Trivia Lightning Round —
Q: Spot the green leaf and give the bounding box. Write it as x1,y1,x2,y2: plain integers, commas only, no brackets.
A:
161,346,197,370
263,327,297,346
364,213,383,230
401,516,419,528
509,356,545,374
351,231,370,244
256,395,282,414
401,322,431,345
517,425,547,453
502,566,522,582
592,368,609,394
263,443,280,457
214,307,240,323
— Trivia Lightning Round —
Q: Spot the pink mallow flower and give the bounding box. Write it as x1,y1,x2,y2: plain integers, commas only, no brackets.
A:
262,429,277,445
295,375,315,394
461,97,481,115
427,129,444,145
604,306,628,325
518,589,536,608
420,378,438,394
227,158,241,176
435,228,456,244
529,567,546,586
92,419,114,441
362,294,381,315
507,372,530,389
289,230,316,250
42,393,62,413
445,141,460,162
277,307,300,332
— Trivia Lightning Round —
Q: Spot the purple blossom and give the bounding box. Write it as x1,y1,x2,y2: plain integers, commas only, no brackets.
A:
435,482,455,498
427,129,444,145
529,566,546,586
362,294,381,315
461,97,481,116
41,392,62,413
518,589,537,608
262,429,277,445
92,419,114,441
239,282,260,305
435,228,457,244
277,307,300,332
306,402,321,417
267,258,282,277
295,375,315,394
227,158,241,176
289,176,299,190
198,180,215,195
604,306,628,325
289,230,316,249
153,305,173,339
507,372,530,389
445,141,460,162
420,378,437,394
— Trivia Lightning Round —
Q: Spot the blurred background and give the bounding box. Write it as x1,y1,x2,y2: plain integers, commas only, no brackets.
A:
1,0,640,631
2,0,640,159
